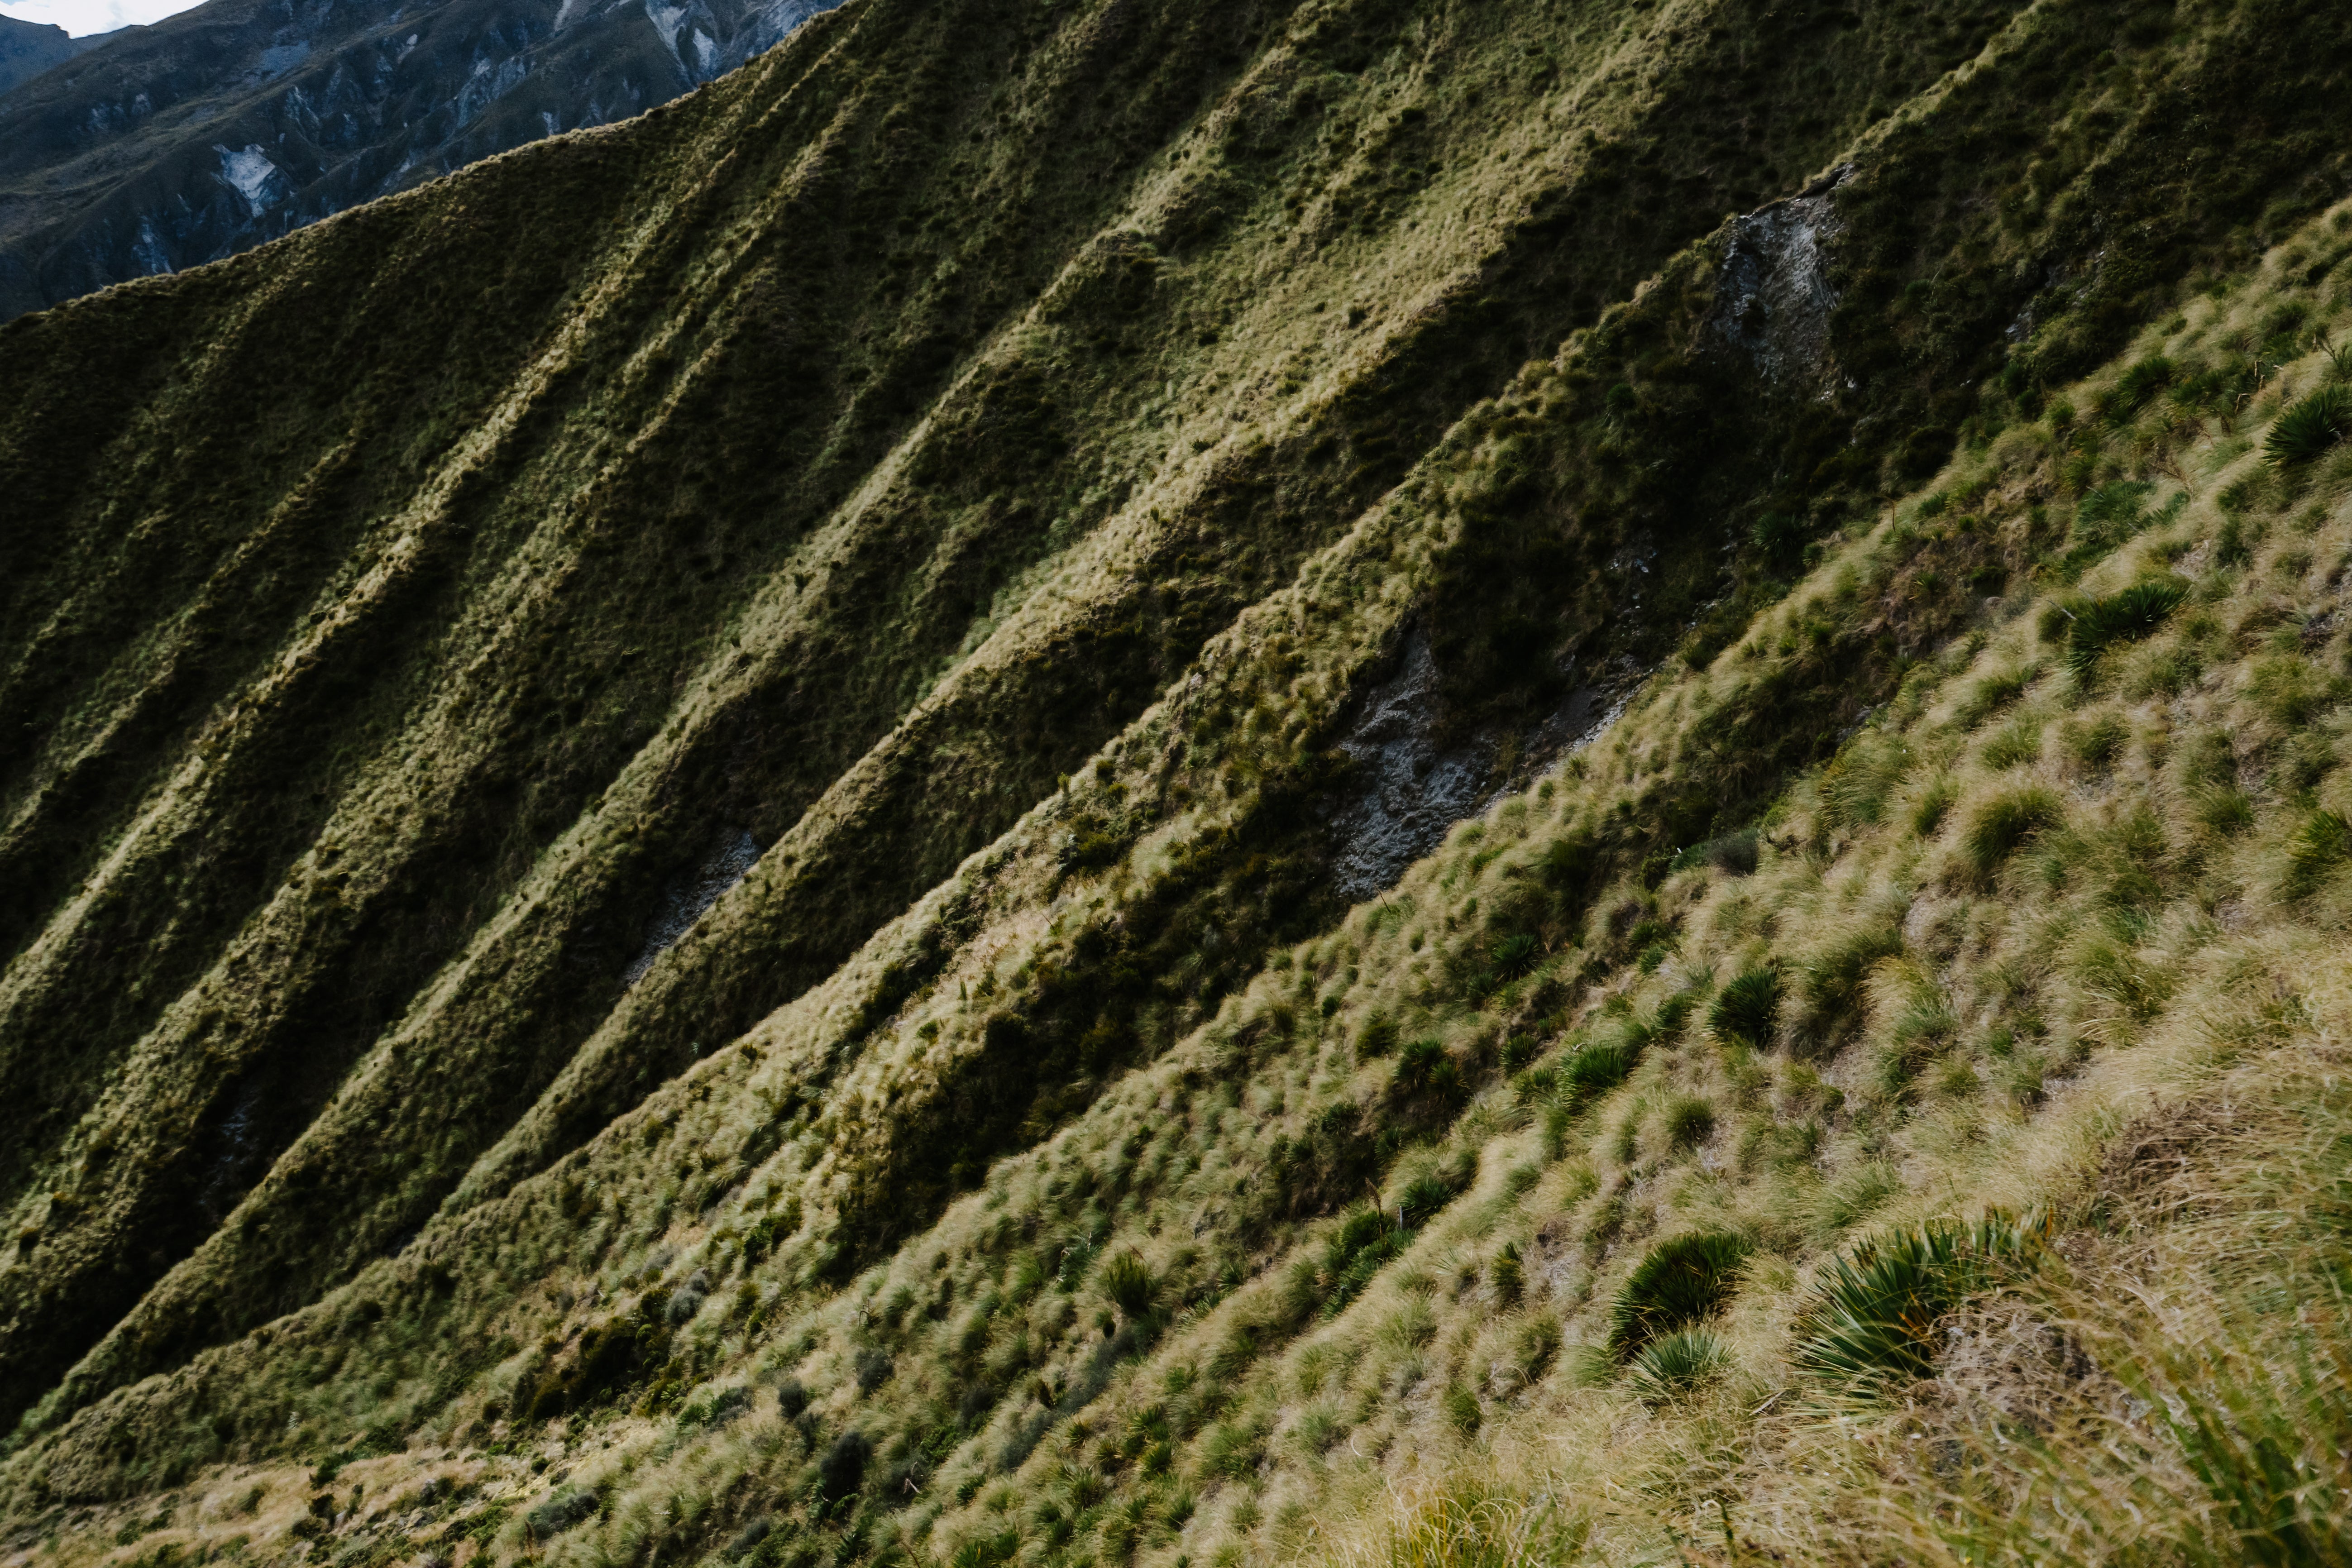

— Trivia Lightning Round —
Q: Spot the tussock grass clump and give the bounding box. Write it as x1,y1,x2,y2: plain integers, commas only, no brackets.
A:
1670,831,1759,878
1556,1037,1636,1103
1793,924,1905,1053
1816,1162,1902,1234
1608,1232,1751,1355
1792,1210,2046,1386
1709,967,1781,1048
1396,1172,1460,1228
1979,715,2044,770
1664,1095,1716,1150
2284,809,2352,896
2063,712,2128,771
2100,356,2174,423
1320,1208,1410,1317
1909,771,1958,837
1489,1242,1523,1307
1316,1475,1583,1568
1393,1037,1462,1103
1096,1252,1156,1318
2264,383,2352,467
1960,788,2064,880
525,1483,601,1538
1955,669,2027,729
2066,481,2155,564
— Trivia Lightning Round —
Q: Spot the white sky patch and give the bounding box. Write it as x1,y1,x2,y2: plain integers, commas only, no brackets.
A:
0,0,205,37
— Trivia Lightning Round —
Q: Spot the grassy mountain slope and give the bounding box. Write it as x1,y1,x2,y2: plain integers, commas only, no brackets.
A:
3,0,2352,1561
0,0,2044,1439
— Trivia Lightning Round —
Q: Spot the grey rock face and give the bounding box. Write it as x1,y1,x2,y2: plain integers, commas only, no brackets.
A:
624,826,762,986
1709,163,1850,392
0,0,837,320
1327,630,1625,901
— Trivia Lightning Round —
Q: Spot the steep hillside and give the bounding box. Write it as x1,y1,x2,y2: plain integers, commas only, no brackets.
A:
0,0,834,320
3,0,2352,1563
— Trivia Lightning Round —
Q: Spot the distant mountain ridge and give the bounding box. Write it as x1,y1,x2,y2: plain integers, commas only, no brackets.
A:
0,0,833,319
0,14,108,99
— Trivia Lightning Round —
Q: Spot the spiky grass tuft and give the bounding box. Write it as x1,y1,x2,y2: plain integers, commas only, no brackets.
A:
1096,1251,1156,1318
1627,1327,1729,1403
2065,578,2187,683
2264,383,2352,467
1792,1210,2047,1387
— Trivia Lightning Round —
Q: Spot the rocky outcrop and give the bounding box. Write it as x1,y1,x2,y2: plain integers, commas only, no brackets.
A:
1329,630,1625,901
0,0,836,320
1708,163,1850,392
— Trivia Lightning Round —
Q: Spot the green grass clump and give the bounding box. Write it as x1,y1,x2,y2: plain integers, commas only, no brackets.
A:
1910,772,1957,837
1627,1328,1729,1403
1961,788,2064,879
2285,809,2352,896
526,1485,602,1538
1609,1232,1751,1355
2194,785,2256,837
1793,924,1905,1053
1490,1242,1524,1307
2264,384,2352,467
1664,1096,1716,1150
2075,481,2151,540
1955,669,2028,729
1097,1252,1156,1318
1320,1209,1411,1318
1669,831,1760,878
1394,1037,1463,1103
2065,578,2188,683
2100,356,2174,423
1980,716,2043,770
1559,1037,1638,1103
1793,1211,2045,1386
2064,712,2129,771
1709,967,1781,1048
1489,932,1541,980
1396,1173,1460,1228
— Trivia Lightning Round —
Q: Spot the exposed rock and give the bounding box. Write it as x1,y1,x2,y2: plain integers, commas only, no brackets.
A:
624,826,762,985
1708,163,1850,392
1328,629,1625,900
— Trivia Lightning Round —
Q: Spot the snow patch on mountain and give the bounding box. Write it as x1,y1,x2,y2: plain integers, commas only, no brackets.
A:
216,144,281,215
